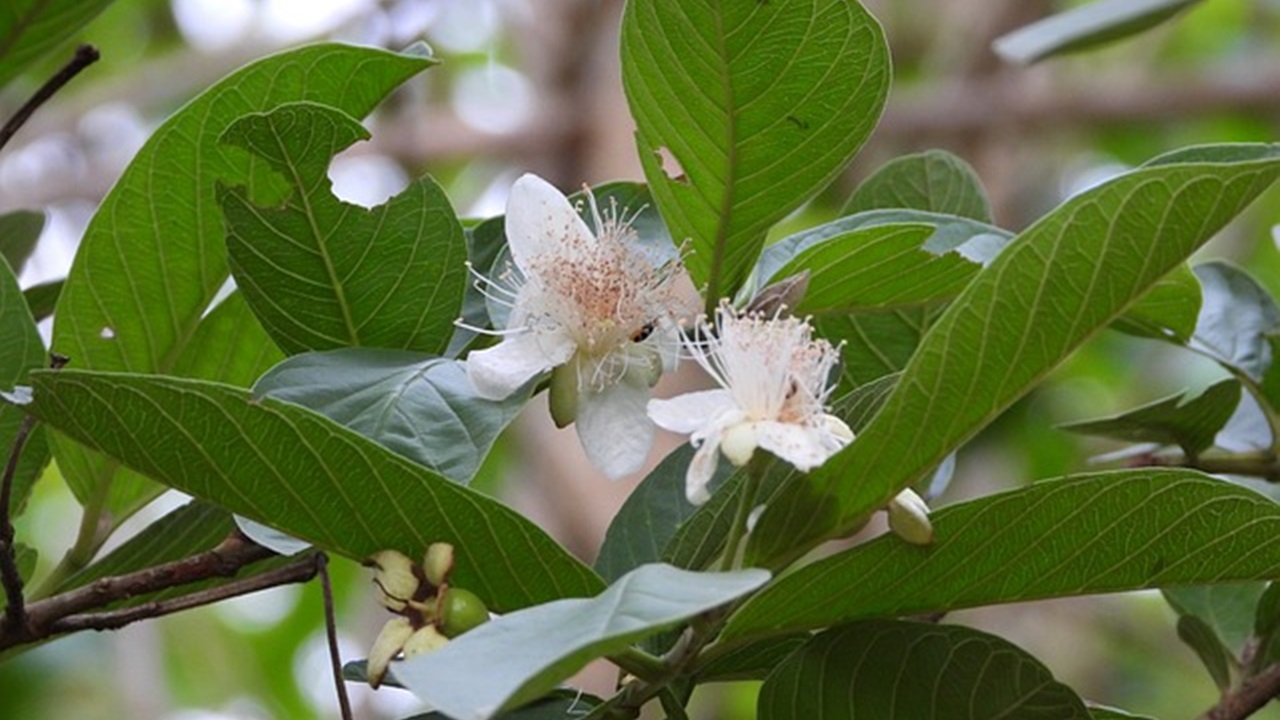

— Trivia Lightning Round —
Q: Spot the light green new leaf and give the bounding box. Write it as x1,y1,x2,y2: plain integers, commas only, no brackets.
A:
725,470,1280,640
397,564,769,720
0,1,114,89
993,0,1203,65
220,102,466,355
0,254,47,518
28,370,603,611
0,210,44,275
843,150,993,222
747,144,1280,567
50,43,432,524
622,0,890,306
253,348,528,483
1060,379,1240,457
757,621,1089,720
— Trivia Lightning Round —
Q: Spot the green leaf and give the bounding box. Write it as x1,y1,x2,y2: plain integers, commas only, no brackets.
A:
403,694,602,720
594,445,709,582
622,0,891,306
1255,583,1280,665
748,144,1280,567
993,0,1204,65
1112,264,1202,342
1089,707,1158,720
220,102,466,356
695,633,808,683
170,292,283,383
844,150,992,222
14,543,36,585
1164,582,1268,656
753,209,1012,298
28,370,603,611
0,1,114,89
253,348,528,483
0,210,44,275
397,564,769,720
0,254,46,518
21,279,61,323
1059,379,1240,457
818,309,933,391
1190,261,1278,383
780,224,980,315
1174,614,1234,690
725,470,1280,640
49,43,432,524
757,621,1090,720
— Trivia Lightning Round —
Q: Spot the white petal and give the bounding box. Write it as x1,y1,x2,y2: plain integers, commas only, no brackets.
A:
505,174,595,272
647,389,737,435
686,436,722,505
576,374,654,479
753,421,839,471
465,331,574,400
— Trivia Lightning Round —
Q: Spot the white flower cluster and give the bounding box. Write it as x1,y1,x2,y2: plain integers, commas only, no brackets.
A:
462,174,926,538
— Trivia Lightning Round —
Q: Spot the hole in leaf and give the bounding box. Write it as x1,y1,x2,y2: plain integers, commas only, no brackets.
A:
99,326,115,340
655,146,688,184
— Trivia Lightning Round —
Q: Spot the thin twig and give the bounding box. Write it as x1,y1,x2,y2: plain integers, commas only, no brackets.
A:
0,414,38,633
318,553,353,720
1197,662,1280,720
46,552,320,634
0,44,99,154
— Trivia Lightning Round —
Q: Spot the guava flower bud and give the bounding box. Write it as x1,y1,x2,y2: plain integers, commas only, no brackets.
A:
423,542,455,587
887,488,934,545
364,550,422,611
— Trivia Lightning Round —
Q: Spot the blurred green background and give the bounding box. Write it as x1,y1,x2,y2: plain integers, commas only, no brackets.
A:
3,0,1280,718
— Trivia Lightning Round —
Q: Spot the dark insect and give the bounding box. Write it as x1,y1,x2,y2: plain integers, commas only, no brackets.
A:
631,321,656,342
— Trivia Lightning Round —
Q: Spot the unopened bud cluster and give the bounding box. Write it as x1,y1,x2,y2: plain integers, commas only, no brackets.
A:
362,542,490,688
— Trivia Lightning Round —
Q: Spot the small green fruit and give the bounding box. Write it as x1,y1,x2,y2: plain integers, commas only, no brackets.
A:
439,587,490,638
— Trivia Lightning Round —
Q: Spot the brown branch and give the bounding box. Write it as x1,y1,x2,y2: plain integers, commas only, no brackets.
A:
318,554,353,720
0,44,99,154
1198,662,1280,720
45,551,320,634
0,413,38,632
0,530,276,650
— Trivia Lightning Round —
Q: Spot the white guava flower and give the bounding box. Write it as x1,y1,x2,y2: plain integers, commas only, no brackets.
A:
463,173,690,478
648,304,854,504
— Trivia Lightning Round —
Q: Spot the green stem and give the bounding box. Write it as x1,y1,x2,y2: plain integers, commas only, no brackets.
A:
719,455,767,571
28,483,110,601
608,646,667,683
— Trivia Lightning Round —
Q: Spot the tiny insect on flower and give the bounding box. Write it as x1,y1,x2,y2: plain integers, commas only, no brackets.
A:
461,173,693,478
648,302,853,504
